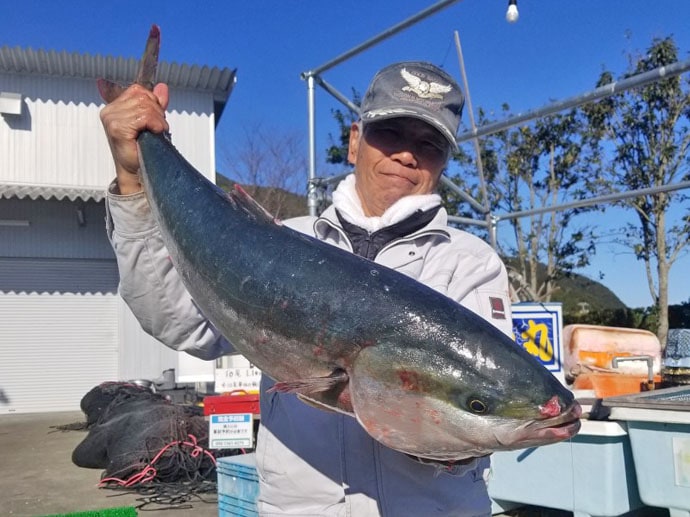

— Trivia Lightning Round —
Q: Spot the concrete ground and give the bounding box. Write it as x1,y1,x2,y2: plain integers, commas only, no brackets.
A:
0,411,672,517
0,411,219,517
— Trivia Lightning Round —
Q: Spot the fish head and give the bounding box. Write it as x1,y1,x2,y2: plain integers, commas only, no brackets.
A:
349,330,581,461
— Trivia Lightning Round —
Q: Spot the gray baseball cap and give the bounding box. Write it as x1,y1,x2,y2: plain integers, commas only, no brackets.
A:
360,61,464,152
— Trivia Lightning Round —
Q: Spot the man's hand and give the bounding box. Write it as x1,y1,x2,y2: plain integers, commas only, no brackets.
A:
99,83,169,195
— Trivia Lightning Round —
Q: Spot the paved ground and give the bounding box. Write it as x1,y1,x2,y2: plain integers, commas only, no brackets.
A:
0,411,672,517
0,411,219,517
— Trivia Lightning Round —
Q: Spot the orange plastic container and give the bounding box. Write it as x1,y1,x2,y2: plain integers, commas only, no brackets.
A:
563,324,661,379
572,372,662,398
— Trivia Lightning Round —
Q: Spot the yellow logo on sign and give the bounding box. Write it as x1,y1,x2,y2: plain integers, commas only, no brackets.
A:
520,319,554,363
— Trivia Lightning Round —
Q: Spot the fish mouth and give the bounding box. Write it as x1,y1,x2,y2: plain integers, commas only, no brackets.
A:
525,401,582,440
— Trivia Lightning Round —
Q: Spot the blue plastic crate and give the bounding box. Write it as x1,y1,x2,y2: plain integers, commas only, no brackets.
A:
217,453,259,516
219,493,259,517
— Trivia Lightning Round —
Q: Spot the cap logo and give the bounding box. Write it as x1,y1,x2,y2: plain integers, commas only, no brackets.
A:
400,68,452,100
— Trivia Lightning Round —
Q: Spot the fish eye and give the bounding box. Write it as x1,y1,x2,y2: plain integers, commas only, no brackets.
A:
468,398,488,414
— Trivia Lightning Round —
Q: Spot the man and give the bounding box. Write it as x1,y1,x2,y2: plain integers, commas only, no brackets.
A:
102,61,513,516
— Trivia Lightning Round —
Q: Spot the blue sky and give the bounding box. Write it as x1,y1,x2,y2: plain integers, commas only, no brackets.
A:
2,0,689,308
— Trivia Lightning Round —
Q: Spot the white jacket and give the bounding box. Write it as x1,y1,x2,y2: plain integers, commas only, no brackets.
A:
105,176,514,517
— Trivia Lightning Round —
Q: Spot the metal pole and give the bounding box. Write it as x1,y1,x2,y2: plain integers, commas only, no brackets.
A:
301,0,463,79
494,181,690,222
453,30,494,246
488,215,499,246
456,58,690,144
447,215,490,228
306,75,319,216
312,75,361,115
440,175,487,214
302,0,464,216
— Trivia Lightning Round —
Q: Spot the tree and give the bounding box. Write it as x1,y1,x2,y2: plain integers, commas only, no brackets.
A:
220,123,308,218
585,37,690,346
448,106,600,303
325,89,361,166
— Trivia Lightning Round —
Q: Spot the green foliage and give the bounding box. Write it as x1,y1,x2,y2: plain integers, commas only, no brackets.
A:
565,300,689,331
564,306,658,331
449,105,601,302
326,89,361,165
584,36,690,344
669,298,690,328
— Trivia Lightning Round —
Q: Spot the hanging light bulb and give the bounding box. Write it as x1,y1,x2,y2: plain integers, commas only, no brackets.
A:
506,0,519,23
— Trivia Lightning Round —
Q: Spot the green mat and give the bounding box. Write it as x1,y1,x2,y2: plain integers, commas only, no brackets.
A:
41,507,137,517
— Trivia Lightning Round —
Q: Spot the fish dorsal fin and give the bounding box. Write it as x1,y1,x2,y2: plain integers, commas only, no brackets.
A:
228,184,280,225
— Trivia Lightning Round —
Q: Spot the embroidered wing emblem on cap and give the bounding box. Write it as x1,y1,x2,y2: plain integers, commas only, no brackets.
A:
400,68,452,99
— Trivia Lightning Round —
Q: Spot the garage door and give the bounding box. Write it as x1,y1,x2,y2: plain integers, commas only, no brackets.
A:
0,258,119,414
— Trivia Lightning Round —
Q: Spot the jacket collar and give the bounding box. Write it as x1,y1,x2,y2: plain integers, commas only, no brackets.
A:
314,203,450,244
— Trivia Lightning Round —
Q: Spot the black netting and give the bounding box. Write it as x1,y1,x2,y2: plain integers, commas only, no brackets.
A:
72,382,233,488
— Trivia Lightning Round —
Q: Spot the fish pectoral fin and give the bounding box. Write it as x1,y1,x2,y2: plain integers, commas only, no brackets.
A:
268,370,348,395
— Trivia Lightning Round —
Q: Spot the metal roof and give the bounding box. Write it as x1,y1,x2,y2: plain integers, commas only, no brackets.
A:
0,46,237,122
0,183,106,203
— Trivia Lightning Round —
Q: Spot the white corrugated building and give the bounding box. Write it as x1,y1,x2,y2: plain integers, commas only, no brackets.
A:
0,45,236,414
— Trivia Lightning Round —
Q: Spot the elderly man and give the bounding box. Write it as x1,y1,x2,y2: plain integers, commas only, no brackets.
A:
101,61,513,516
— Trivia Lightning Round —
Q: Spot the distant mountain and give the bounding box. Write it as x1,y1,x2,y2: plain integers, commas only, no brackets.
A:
551,270,628,312
503,257,627,314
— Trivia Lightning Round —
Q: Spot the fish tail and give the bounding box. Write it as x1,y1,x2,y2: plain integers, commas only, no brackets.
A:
96,24,160,104
134,24,161,90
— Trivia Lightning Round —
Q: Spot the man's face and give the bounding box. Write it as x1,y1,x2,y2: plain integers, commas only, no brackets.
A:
348,117,450,217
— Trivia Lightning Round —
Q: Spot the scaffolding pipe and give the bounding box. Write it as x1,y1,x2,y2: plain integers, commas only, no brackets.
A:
301,0,462,80
440,175,487,214
306,75,319,216
303,0,463,215
312,75,361,115
447,215,490,228
455,57,690,144
493,181,690,222
453,30,493,245
448,182,690,227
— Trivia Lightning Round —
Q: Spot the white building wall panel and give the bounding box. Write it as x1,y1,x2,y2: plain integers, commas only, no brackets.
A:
0,257,118,294
1,72,217,188
166,88,217,179
0,292,118,414
117,299,186,382
0,198,114,259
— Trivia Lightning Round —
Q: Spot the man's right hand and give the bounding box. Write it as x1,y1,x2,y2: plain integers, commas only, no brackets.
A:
99,83,170,195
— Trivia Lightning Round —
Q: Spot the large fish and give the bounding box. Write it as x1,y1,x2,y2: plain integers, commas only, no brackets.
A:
99,26,581,461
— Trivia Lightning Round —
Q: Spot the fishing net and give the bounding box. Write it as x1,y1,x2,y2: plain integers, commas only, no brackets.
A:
71,382,239,509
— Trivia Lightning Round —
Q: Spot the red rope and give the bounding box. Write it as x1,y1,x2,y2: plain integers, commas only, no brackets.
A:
99,433,217,488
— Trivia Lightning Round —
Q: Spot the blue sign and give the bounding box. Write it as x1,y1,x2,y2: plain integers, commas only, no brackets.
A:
512,303,564,379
